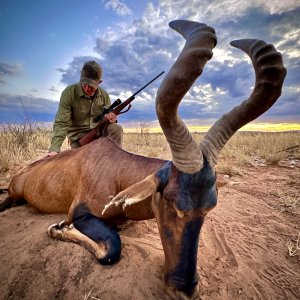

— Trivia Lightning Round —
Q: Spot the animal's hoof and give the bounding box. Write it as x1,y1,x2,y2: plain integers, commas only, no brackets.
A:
47,223,61,238
47,221,69,240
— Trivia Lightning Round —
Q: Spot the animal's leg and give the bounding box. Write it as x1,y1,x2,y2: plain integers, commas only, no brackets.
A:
102,173,159,217
48,204,121,265
0,197,27,212
48,220,107,258
0,198,15,212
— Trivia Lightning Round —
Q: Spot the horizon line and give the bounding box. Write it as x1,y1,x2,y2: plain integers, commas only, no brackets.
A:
123,123,300,133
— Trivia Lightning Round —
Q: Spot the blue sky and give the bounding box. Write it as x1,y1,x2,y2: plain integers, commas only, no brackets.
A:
0,0,299,127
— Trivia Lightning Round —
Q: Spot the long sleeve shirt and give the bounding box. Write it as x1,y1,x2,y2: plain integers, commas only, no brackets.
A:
49,82,111,152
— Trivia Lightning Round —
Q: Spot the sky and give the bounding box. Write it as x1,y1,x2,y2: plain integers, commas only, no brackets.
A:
0,0,299,130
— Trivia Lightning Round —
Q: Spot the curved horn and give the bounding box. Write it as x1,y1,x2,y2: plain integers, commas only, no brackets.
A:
156,20,217,173
200,39,287,165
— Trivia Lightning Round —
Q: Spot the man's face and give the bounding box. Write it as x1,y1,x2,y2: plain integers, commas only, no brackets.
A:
82,84,98,97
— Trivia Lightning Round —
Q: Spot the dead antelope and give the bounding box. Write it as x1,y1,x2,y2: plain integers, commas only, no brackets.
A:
1,20,286,300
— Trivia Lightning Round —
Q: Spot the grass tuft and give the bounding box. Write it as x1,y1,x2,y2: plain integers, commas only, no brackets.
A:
279,195,299,213
287,234,300,257
0,123,52,172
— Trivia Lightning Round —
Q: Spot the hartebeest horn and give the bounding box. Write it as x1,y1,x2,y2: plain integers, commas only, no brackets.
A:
200,39,287,164
156,20,217,173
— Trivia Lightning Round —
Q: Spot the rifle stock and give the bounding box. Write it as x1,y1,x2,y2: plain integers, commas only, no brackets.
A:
77,71,164,147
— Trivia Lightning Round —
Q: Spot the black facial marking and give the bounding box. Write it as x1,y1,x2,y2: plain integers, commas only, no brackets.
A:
72,203,121,265
165,217,204,296
156,161,172,194
177,156,217,211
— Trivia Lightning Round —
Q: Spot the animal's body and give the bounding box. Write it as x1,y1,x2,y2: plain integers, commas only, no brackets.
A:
1,19,286,300
9,138,164,220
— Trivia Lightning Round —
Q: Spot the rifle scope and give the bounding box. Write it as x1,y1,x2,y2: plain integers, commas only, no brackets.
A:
93,98,122,123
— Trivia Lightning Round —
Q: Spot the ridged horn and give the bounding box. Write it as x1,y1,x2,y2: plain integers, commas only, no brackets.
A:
156,20,217,173
200,39,287,165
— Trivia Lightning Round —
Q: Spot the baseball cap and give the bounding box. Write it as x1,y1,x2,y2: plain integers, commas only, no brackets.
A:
80,61,102,89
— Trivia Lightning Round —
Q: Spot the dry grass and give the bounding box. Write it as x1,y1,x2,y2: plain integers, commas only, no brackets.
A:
125,131,300,174
0,123,52,172
123,133,171,160
215,132,300,174
279,195,299,213
265,184,299,214
1,122,300,176
84,289,101,300
287,234,300,258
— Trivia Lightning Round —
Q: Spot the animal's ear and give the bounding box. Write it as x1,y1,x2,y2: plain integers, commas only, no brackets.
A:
102,173,160,218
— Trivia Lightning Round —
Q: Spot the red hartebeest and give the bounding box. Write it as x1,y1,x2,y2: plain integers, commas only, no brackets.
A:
0,20,286,299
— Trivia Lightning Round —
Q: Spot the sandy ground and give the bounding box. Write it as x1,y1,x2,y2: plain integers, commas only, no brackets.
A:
0,160,299,300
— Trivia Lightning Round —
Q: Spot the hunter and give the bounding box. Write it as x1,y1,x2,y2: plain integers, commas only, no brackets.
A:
48,61,123,157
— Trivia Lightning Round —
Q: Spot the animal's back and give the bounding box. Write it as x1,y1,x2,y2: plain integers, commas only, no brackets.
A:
8,138,165,216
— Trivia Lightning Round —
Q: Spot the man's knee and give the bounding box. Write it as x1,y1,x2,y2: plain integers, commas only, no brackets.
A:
106,123,123,146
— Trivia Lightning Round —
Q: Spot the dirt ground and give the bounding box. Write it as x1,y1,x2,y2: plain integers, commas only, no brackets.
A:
0,160,299,300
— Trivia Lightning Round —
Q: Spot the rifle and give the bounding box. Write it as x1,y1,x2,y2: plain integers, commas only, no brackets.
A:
77,71,165,147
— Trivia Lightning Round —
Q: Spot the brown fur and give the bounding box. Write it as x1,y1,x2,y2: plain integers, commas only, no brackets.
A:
9,138,165,219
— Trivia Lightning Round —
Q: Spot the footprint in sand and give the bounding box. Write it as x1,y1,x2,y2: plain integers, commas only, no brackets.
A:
260,265,300,298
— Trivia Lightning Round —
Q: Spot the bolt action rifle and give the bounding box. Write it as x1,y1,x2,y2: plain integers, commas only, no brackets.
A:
77,71,164,147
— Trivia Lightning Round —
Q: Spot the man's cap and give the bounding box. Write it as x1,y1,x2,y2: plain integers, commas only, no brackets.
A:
80,61,102,89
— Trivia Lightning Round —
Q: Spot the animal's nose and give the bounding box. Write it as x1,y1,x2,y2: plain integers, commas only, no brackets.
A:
164,275,199,299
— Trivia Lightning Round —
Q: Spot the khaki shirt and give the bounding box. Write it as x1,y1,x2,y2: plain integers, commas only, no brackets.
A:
49,83,111,152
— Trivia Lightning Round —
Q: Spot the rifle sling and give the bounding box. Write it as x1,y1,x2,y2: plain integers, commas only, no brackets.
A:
118,104,132,115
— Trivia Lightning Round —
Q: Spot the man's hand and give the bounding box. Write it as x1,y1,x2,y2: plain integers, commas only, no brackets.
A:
106,112,117,123
46,152,58,157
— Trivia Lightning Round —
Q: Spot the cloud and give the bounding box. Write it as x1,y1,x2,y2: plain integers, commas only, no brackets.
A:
158,0,299,22
102,0,133,16
49,85,60,93
56,56,95,85
0,61,22,84
53,1,299,125
0,93,58,123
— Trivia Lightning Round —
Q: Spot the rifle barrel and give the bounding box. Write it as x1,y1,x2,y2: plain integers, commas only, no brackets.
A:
131,71,165,97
